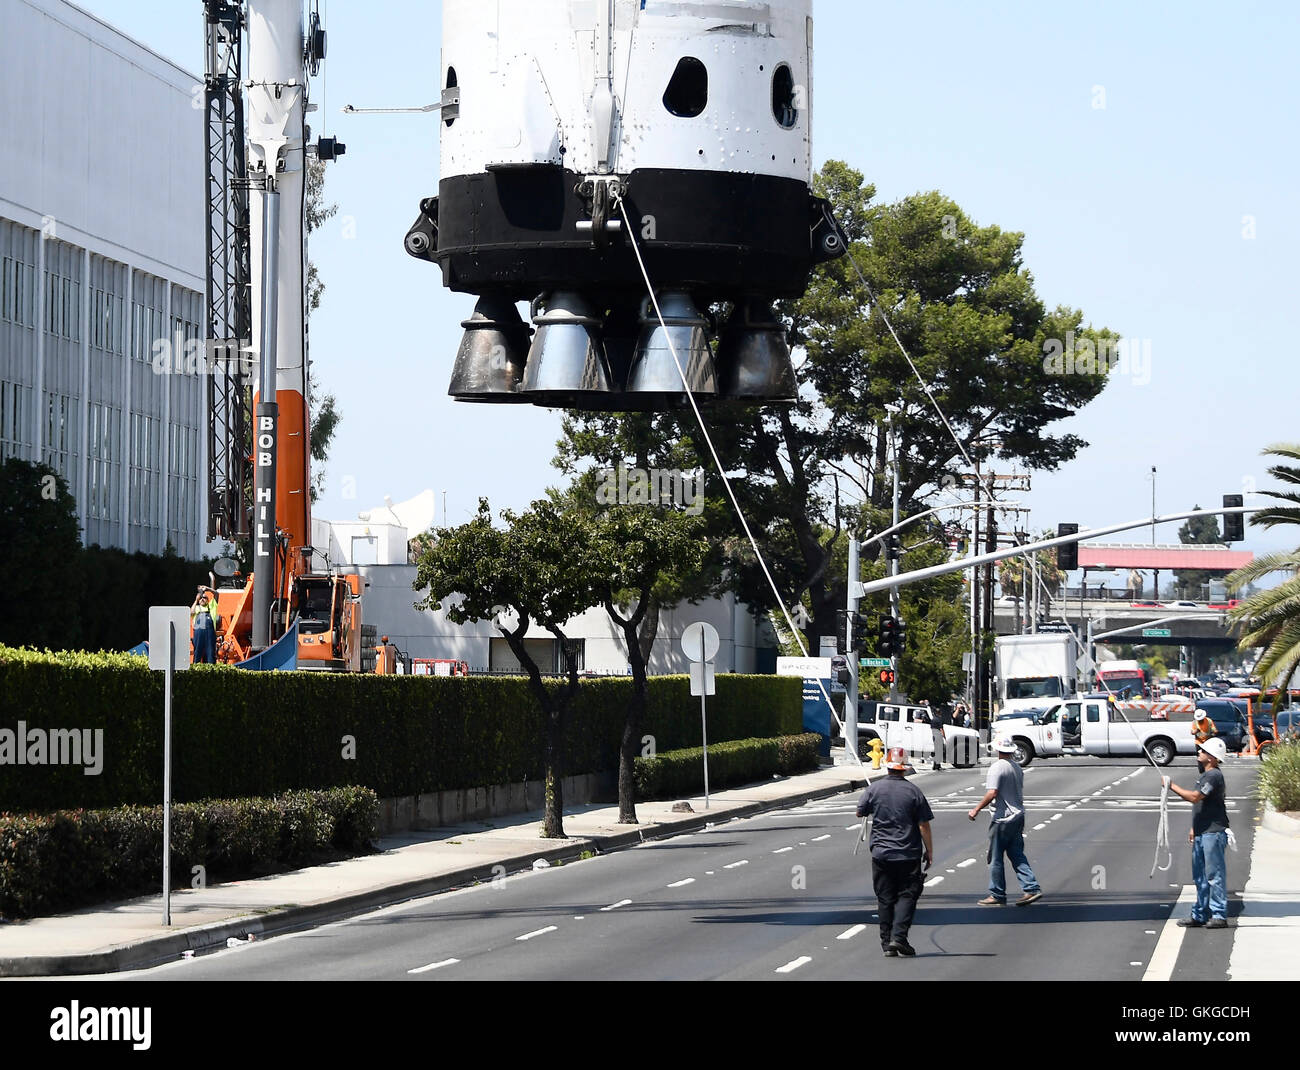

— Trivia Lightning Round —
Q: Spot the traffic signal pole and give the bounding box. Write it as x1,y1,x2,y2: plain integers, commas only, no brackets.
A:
845,534,860,762
856,505,1261,599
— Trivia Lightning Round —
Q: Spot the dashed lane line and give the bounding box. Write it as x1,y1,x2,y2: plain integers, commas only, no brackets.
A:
408,958,460,974
600,899,632,912
516,926,558,941
812,834,831,842
667,878,695,888
1033,822,1048,830
773,847,793,854
837,924,867,941
957,858,977,868
775,956,812,974
724,860,750,869
925,875,944,887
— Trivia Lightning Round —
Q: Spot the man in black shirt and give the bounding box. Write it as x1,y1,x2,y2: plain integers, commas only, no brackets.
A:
1165,736,1230,929
856,746,935,957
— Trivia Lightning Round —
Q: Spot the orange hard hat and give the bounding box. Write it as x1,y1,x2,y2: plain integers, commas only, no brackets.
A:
886,747,908,770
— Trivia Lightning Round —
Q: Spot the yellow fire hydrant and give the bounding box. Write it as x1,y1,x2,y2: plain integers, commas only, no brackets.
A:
868,738,885,769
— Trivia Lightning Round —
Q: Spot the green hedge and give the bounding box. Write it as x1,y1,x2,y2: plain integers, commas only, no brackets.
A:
634,733,822,800
0,786,377,919
1260,739,1300,813
0,647,803,813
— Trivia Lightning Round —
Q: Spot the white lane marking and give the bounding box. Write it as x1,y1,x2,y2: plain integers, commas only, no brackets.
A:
925,875,944,887
600,899,632,912
706,870,715,875
1067,804,1078,810
1112,781,1123,787
1092,790,1103,796
837,924,867,941
667,878,695,888
1145,930,1156,935
945,792,959,797
1033,822,1048,830
812,834,831,842
1050,813,1062,821
516,926,558,941
1144,886,1197,982
724,860,750,869
846,824,862,831
1130,961,1143,966
773,847,793,854
946,869,956,874
957,858,977,869
775,956,812,973
408,958,460,973
574,916,584,920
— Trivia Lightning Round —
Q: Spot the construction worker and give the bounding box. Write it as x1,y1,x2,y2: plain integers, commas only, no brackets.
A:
968,736,1043,906
190,587,219,664
1192,709,1217,745
1165,736,1230,929
856,746,935,958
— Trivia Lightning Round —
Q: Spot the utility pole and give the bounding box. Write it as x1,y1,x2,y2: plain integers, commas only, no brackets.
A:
888,409,901,702
845,533,860,762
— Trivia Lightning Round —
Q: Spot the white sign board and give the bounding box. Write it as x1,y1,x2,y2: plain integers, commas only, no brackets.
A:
148,607,191,672
777,656,834,678
818,635,838,658
680,621,720,663
689,661,716,697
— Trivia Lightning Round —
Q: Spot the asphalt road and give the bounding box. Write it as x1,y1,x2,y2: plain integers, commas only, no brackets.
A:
115,756,1261,981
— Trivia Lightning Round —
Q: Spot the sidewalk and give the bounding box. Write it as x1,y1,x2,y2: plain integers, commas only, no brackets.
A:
4,761,1298,979
0,763,876,977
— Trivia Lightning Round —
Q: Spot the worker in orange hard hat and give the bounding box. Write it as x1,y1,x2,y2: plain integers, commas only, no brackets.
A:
855,746,934,958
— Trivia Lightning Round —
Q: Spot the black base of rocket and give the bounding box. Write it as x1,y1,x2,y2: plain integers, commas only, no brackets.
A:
413,166,843,302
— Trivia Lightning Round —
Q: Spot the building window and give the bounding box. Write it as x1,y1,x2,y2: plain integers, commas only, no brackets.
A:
663,56,708,118
43,393,75,479
2,256,34,327
0,381,28,460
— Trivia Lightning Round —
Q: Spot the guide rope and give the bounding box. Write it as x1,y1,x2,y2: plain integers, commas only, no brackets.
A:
1151,778,1172,876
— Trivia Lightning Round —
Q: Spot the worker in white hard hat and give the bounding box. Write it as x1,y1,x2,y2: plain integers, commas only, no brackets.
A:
856,746,934,958
1163,736,1230,929
1191,709,1217,745
968,736,1043,906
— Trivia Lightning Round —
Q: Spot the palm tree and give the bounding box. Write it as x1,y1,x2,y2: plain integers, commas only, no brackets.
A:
1226,444,1300,692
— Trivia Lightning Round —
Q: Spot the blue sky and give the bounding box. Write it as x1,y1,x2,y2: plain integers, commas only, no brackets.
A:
81,0,1300,569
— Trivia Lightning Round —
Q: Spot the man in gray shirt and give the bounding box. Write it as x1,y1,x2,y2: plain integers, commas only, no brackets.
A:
967,736,1043,906
1165,736,1230,929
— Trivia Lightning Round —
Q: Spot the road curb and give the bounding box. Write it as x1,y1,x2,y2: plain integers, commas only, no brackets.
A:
1262,803,1300,838
0,773,873,977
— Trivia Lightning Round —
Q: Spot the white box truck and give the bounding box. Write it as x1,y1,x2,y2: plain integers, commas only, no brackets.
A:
994,633,1079,717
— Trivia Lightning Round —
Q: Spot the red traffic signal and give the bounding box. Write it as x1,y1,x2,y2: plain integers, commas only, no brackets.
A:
878,668,895,685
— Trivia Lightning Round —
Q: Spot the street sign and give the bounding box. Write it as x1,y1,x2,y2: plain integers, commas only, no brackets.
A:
862,657,891,668
1142,627,1172,638
680,621,720,663
1076,653,1096,676
689,661,716,696
148,607,191,671
818,635,838,658
148,605,188,928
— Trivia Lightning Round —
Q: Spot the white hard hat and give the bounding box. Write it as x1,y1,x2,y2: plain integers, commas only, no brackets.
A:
1197,737,1228,762
1193,710,1208,722
995,736,1017,753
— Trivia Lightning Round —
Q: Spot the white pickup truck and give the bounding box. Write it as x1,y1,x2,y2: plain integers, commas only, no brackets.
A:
858,702,982,768
995,694,1198,767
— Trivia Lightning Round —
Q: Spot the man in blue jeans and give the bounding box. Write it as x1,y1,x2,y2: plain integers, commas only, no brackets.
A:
1165,736,1230,929
967,736,1043,906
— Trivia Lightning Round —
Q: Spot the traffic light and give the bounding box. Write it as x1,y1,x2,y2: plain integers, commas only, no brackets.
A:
895,617,908,653
1057,523,1079,571
1223,494,1244,542
879,668,895,686
878,615,899,657
885,534,902,560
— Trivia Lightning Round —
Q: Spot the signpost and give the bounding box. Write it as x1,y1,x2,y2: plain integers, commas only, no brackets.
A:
148,606,190,926
681,621,720,809
861,657,891,669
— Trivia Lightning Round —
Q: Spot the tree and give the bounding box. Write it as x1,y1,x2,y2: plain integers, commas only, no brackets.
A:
1227,444,1300,692
305,157,340,503
0,459,82,649
554,413,724,822
1175,506,1222,598
412,497,602,837
693,161,1116,651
